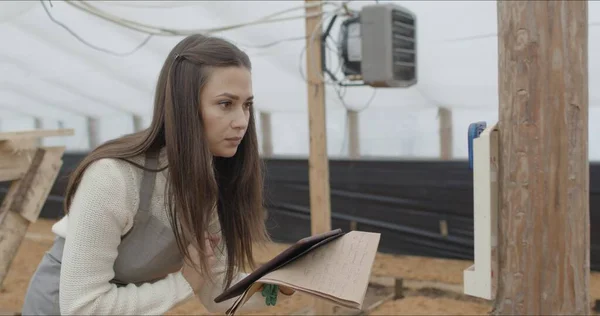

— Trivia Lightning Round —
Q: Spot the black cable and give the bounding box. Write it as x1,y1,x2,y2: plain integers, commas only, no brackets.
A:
308,11,376,157
40,0,152,57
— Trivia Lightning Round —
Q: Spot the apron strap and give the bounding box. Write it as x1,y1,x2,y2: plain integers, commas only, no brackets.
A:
138,150,159,213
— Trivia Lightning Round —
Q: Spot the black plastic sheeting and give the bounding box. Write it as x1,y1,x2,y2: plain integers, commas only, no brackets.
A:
3,153,599,270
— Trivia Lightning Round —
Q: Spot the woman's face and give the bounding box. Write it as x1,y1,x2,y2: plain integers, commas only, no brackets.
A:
200,66,253,158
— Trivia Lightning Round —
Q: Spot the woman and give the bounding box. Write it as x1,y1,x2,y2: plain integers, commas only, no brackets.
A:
22,34,293,315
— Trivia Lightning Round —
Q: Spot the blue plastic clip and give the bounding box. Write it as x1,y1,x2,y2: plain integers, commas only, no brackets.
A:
468,122,487,170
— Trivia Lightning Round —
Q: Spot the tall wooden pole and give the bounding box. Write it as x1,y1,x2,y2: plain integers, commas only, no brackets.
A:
494,1,589,314
304,0,331,237
304,1,333,314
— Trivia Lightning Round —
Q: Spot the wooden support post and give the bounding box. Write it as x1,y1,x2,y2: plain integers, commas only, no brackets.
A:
259,111,273,157
494,1,589,314
304,0,333,314
133,115,144,132
347,110,360,159
33,118,42,147
304,0,331,241
394,278,404,300
0,129,72,288
87,117,99,149
438,107,452,160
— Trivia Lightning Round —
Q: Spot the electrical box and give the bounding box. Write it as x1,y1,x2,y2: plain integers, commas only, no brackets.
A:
339,3,417,88
463,122,499,301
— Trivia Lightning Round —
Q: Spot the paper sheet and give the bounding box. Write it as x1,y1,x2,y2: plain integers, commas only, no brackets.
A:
227,231,381,315
260,231,380,308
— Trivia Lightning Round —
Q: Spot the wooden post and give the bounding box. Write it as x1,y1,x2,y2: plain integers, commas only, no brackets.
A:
0,129,72,288
87,117,99,149
259,111,273,157
133,115,144,132
304,1,333,314
494,1,589,315
347,110,360,159
438,107,452,160
304,0,331,238
34,118,42,147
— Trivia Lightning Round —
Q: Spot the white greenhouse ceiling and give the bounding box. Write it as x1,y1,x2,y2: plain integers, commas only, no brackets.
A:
1,1,600,158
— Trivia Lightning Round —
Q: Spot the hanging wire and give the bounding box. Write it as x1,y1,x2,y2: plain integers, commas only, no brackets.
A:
292,3,377,156
64,1,344,36
40,0,152,57
44,0,343,56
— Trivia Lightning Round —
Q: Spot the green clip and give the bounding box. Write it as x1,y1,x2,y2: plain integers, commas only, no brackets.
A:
261,284,279,306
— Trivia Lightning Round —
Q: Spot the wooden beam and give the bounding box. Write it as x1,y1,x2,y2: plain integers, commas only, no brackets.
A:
0,142,35,182
259,111,273,157
0,129,73,182
347,110,360,159
0,146,65,287
438,107,452,160
0,128,73,141
304,0,333,314
494,1,589,314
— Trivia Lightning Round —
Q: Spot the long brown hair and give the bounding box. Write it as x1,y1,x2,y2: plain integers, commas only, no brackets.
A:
63,34,269,288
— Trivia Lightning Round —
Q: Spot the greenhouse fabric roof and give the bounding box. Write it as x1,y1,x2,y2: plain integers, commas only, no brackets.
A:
1,1,599,159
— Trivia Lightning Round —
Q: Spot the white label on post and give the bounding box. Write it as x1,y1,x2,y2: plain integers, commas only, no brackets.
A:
463,123,499,301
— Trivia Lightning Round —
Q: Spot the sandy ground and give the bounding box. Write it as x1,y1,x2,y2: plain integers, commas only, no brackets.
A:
1,219,598,315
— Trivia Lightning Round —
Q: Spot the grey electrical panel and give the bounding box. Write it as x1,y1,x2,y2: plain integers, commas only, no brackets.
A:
340,3,417,88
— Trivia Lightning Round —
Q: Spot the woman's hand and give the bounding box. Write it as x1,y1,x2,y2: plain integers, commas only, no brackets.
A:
258,284,294,295
181,233,221,293
258,283,295,306
278,285,295,296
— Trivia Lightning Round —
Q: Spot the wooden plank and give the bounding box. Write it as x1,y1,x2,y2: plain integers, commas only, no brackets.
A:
0,149,46,224
494,1,589,314
304,0,333,314
0,141,41,182
18,147,65,222
0,169,26,183
0,146,65,287
0,128,74,141
0,149,45,225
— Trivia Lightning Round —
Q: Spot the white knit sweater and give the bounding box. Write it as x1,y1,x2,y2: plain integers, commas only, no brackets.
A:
51,150,275,315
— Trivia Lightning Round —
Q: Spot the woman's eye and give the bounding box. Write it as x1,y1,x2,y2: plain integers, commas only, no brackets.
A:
244,102,253,109
219,101,232,107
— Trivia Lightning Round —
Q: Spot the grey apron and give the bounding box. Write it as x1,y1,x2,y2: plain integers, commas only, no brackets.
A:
21,151,185,315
